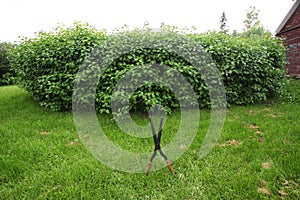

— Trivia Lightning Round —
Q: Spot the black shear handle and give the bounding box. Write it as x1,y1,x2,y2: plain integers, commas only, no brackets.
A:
150,116,164,150
146,116,174,176
149,116,163,137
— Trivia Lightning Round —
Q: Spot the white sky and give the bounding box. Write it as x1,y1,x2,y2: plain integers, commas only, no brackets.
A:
0,0,296,42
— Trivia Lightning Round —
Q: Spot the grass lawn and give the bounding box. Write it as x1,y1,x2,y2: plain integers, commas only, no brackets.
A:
0,80,299,199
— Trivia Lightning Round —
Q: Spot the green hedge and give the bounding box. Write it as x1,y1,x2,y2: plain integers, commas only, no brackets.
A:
73,29,218,115
0,42,15,86
190,32,287,105
13,22,107,111
12,24,287,113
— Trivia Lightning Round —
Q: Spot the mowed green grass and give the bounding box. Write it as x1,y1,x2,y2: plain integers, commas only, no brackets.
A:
0,81,299,199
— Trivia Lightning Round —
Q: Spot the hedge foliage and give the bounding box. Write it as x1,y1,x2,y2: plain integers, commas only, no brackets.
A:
12,23,287,113
0,42,15,86
190,32,287,105
73,28,222,115
13,22,107,111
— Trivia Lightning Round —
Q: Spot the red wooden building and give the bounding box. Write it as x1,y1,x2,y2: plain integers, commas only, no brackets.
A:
276,0,300,77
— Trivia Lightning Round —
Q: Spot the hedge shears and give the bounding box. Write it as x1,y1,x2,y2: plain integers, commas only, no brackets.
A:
145,116,174,176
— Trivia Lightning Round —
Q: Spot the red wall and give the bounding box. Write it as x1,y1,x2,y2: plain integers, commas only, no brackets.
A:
277,5,300,76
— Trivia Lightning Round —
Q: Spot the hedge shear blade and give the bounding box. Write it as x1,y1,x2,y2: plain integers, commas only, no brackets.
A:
145,116,174,176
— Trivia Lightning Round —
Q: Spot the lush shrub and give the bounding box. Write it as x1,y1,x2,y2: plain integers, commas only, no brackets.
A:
0,42,15,86
73,28,220,115
13,25,287,113
189,32,287,105
13,22,107,111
